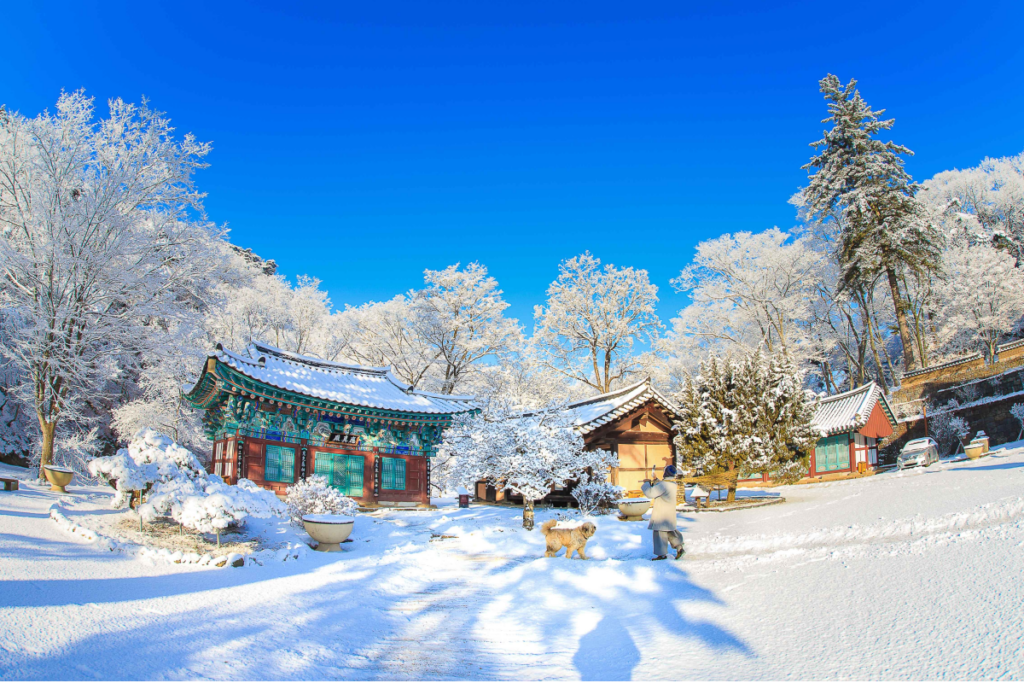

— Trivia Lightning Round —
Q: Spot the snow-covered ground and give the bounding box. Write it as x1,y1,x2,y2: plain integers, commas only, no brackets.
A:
2,446,1023,680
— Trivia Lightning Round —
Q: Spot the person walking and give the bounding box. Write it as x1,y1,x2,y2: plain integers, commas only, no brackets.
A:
641,464,685,561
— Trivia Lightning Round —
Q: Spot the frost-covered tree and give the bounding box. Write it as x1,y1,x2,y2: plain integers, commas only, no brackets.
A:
920,153,1024,261
930,245,1024,360
673,348,818,501
534,252,661,393
412,262,520,394
333,295,440,389
928,407,970,456
436,403,595,529
801,75,942,371
0,92,218,478
670,227,822,359
467,339,586,412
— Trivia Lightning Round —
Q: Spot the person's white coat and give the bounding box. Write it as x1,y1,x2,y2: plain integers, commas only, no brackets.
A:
642,478,684,558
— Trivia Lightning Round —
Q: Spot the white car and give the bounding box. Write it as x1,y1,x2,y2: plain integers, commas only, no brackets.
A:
897,437,940,470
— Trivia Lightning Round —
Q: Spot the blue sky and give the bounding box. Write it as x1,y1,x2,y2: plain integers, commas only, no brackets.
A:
4,1,1024,330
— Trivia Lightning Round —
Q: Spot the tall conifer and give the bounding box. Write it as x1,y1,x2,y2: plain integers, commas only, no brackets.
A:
802,75,942,371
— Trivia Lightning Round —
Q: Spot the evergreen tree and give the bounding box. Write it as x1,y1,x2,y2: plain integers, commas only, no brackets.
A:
673,349,818,501
802,75,942,371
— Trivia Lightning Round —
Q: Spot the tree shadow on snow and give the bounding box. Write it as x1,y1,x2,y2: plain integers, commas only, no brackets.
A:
2,516,751,681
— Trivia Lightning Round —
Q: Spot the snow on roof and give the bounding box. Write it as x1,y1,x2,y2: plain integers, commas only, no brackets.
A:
213,342,477,415
811,382,896,436
567,378,680,434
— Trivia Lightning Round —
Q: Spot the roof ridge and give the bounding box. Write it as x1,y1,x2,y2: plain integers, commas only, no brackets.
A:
244,341,392,375
818,381,874,404
568,378,651,409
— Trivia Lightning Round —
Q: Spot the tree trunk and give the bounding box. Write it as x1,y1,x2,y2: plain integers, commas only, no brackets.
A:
38,416,57,481
864,306,888,391
887,268,918,371
726,463,737,503
522,499,535,530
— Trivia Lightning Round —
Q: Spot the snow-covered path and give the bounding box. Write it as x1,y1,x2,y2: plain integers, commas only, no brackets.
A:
2,447,1024,680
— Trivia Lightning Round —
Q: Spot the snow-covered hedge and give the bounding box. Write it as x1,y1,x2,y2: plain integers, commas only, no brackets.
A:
88,428,208,508
285,475,358,526
49,503,306,568
88,428,286,540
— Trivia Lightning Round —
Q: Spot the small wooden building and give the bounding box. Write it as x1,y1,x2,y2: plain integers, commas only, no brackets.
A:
474,378,681,503
807,382,896,477
183,342,476,507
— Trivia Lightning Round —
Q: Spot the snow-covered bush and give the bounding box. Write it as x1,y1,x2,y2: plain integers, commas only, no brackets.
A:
285,475,358,526
929,409,970,456
89,428,207,510
1011,404,1024,441
88,451,160,508
174,479,286,546
570,447,622,516
128,428,209,484
571,472,623,516
89,429,286,542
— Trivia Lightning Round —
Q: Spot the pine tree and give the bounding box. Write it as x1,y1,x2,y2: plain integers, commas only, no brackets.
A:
802,75,942,371
673,349,818,501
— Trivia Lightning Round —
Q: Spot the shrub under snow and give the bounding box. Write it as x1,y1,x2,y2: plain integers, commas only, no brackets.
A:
88,451,159,508
285,475,358,526
88,428,209,509
89,428,286,542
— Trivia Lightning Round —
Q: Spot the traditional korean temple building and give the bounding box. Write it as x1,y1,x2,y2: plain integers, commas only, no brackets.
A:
807,382,897,477
183,342,477,507
475,378,681,503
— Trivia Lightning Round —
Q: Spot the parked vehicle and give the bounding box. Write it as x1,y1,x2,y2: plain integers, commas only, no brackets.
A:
898,437,940,469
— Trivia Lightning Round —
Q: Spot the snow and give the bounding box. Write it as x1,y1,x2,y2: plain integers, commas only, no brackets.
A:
568,379,679,433
3,444,1024,679
302,514,355,524
810,381,896,435
213,343,477,415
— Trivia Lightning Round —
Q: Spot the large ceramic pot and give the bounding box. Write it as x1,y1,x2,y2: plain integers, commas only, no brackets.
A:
964,444,984,461
43,466,74,493
616,498,651,522
302,514,355,552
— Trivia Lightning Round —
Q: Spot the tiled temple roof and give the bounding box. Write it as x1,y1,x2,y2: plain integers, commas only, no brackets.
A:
207,342,477,415
568,378,680,434
811,382,896,436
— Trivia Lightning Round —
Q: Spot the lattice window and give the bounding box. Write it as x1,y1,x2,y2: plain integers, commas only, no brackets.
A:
264,445,296,483
381,457,406,491
313,451,364,497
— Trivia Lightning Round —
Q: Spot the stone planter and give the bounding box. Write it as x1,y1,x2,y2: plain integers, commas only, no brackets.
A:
616,498,651,522
43,466,74,493
302,514,355,552
964,443,984,460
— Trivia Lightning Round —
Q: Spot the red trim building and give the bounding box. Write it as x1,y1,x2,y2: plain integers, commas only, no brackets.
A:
185,342,477,507
807,382,897,477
